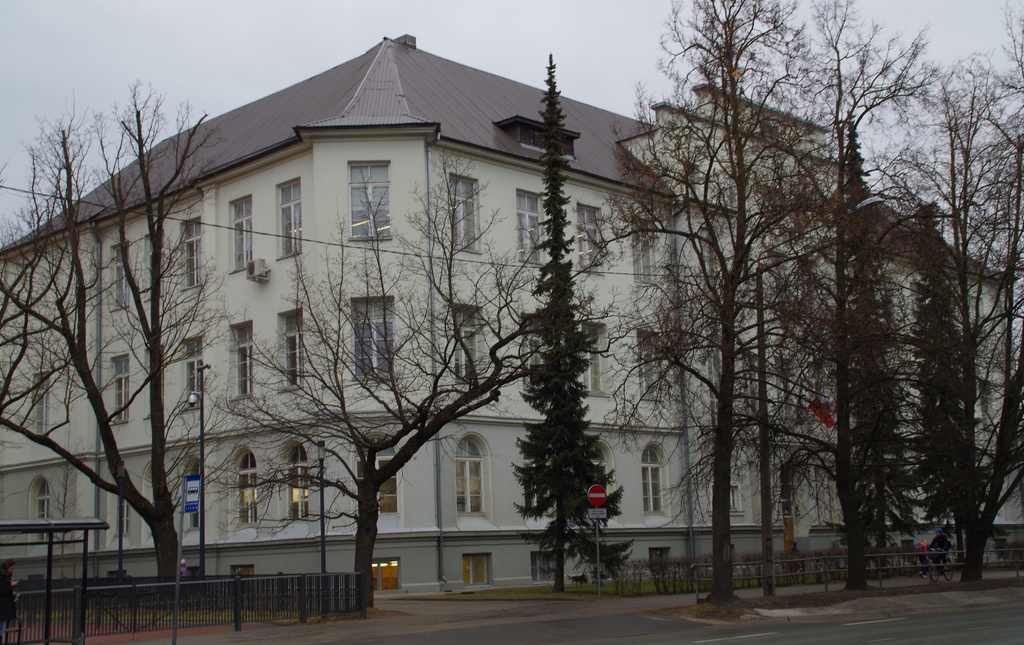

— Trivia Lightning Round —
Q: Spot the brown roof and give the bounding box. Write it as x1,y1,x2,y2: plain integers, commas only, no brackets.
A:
198,37,639,187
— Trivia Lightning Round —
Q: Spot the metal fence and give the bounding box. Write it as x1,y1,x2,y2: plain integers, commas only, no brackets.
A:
5,572,364,644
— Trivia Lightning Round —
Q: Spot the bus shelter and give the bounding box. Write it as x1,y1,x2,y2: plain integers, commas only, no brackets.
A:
0,518,108,644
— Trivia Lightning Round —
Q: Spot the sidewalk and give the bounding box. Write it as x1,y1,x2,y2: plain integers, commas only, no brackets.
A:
87,570,1024,645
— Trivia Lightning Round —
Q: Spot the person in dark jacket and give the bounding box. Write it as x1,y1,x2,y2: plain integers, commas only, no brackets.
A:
0,558,18,639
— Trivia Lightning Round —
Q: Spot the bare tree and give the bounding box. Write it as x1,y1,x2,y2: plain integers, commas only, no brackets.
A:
776,0,933,590
611,0,809,604
0,84,217,577
898,11,1024,578
231,151,536,606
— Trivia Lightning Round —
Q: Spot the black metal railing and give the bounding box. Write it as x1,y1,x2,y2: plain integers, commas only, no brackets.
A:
7,572,364,644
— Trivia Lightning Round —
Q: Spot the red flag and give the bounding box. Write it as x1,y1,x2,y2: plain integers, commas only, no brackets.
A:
809,395,836,428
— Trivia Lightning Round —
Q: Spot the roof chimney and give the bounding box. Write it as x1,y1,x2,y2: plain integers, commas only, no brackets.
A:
395,35,417,50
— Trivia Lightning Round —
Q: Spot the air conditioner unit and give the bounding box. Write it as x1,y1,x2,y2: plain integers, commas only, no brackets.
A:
245,258,270,282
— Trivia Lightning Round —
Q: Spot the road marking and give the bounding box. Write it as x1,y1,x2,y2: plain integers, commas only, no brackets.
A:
844,618,906,626
866,639,895,643
693,633,778,643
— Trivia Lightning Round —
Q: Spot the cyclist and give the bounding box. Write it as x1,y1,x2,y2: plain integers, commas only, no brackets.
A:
929,527,952,569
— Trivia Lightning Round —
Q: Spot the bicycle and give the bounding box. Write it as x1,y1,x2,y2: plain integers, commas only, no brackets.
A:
927,550,953,582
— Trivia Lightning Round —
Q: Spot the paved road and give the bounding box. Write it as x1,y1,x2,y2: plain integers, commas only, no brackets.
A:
92,572,1024,645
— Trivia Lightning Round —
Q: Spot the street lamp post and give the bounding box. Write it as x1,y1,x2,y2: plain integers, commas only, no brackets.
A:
188,362,211,579
115,459,124,584
317,440,326,574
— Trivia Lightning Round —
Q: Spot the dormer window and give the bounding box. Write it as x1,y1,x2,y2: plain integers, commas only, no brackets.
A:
495,116,579,158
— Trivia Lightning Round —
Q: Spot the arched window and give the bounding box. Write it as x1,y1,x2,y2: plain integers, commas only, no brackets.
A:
288,444,309,520
456,438,483,514
35,478,51,540
238,451,258,524
641,446,663,513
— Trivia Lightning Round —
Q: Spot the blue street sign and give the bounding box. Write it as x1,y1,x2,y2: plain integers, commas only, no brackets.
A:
184,475,201,514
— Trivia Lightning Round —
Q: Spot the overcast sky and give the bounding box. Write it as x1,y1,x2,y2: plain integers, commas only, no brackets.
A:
0,0,1015,219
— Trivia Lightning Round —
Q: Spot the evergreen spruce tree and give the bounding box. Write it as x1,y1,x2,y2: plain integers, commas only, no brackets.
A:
513,56,628,592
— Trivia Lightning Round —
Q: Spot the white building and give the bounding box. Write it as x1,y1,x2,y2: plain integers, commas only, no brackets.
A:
2,36,1020,593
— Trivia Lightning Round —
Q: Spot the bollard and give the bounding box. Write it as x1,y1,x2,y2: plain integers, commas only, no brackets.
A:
234,575,243,631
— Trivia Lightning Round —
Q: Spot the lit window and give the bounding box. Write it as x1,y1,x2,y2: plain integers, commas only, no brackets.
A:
641,446,663,513
287,444,309,520
238,451,258,524
350,164,391,239
184,219,203,287
283,312,302,386
516,192,544,263
232,197,253,271
234,323,253,397
112,356,130,422
456,438,484,514
371,559,400,591
462,553,490,586
353,298,393,380
280,181,302,256
577,205,599,269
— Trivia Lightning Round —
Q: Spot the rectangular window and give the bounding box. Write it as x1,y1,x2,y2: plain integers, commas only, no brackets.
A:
112,356,130,422
577,205,599,269
516,191,544,263
183,219,202,288
583,324,604,393
283,312,302,386
633,238,654,283
531,552,554,583
350,164,391,239
637,330,657,393
234,323,254,397
462,553,490,586
649,547,670,561
119,496,131,537
453,307,479,379
112,248,128,308
184,338,203,395
35,375,50,433
730,484,742,512
372,559,400,591
353,298,394,380
280,180,302,256
232,197,253,271
449,176,478,251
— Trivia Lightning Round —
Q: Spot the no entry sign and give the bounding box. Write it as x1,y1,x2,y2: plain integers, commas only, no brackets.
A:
587,484,607,507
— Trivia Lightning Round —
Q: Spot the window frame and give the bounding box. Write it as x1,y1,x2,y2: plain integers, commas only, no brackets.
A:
238,451,258,525
184,338,203,396
576,205,599,269
112,355,130,423
633,238,655,283
283,312,303,387
112,247,128,308
287,444,310,520
280,180,302,256
449,175,478,252
234,323,254,398
641,446,663,513
461,553,490,586
516,191,544,264
353,298,394,380
583,323,604,393
456,438,484,514
35,374,51,433
453,307,480,379
232,197,253,271
183,219,203,288
349,163,391,240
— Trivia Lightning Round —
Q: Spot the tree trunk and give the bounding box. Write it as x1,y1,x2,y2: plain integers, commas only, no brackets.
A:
353,488,380,608
150,511,179,579
836,473,868,590
959,524,988,581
